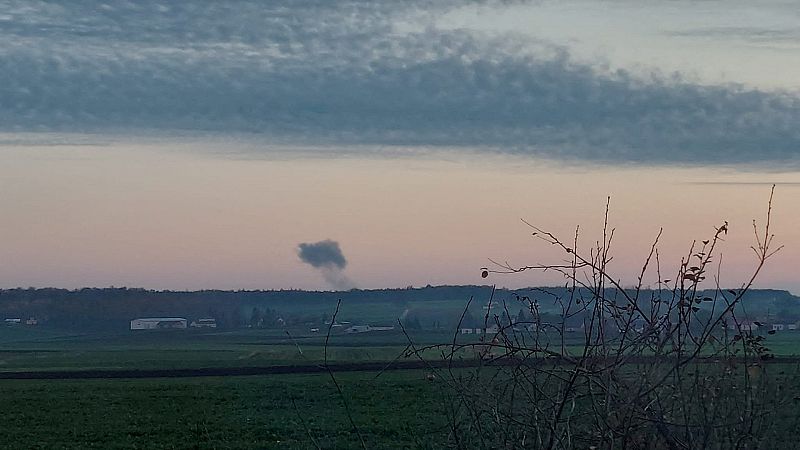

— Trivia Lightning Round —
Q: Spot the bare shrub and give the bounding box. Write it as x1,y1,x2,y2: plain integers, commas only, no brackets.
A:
403,186,799,449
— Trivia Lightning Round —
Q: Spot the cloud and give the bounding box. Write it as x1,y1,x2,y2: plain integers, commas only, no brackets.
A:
2,1,800,166
683,181,800,186
666,26,800,45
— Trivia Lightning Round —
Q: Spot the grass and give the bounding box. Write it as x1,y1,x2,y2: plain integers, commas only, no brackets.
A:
0,326,483,372
3,364,799,449
2,322,800,449
0,371,450,449
3,324,800,372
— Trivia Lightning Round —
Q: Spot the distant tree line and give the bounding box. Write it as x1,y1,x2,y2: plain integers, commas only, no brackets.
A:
0,286,794,332
0,285,498,331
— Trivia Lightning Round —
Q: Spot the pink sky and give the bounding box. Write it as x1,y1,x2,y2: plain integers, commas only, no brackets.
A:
0,138,796,293
2,2,800,293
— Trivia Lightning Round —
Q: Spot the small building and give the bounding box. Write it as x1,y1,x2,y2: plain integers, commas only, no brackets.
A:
4,318,21,325
344,325,395,334
738,321,760,332
190,318,217,328
130,317,188,330
772,324,785,332
461,327,501,335
723,320,752,331
788,324,798,331
25,318,38,326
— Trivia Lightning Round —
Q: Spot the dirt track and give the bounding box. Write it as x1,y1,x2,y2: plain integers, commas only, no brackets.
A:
0,356,796,380
0,360,469,380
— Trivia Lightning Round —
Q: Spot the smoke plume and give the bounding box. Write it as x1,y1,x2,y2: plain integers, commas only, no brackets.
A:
297,240,355,290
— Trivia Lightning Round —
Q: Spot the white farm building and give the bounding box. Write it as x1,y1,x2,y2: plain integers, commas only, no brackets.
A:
343,325,395,334
190,318,217,328
130,317,188,330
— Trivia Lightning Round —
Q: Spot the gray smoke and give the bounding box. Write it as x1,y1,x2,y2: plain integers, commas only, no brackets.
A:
297,240,355,290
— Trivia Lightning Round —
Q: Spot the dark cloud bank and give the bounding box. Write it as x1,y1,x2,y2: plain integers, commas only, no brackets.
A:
2,0,800,166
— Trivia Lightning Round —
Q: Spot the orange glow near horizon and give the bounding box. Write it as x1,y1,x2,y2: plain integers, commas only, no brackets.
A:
0,137,797,293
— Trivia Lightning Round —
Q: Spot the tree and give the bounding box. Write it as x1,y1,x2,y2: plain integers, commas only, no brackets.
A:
250,307,262,328
403,314,422,330
516,308,529,324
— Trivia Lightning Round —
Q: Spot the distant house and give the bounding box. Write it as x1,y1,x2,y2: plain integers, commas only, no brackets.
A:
461,326,500,335
190,318,217,328
4,318,21,325
789,324,798,331
25,318,38,326
130,317,188,330
772,324,785,332
738,321,760,332
344,325,394,334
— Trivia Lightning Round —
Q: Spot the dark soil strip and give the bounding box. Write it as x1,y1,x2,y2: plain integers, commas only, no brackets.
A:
0,356,797,380
0,360,464,380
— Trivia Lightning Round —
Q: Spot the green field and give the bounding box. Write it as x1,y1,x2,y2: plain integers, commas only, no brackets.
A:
3,362,800,449
0,327,455,448
3,324,800,372
3,325,800,448
0,326,469,372
0,372,450,449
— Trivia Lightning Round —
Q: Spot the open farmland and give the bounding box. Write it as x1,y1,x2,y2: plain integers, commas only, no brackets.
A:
0,372,451,449
3,289,800,448
2,362,800,449
4,319,800,373
0,326,473,372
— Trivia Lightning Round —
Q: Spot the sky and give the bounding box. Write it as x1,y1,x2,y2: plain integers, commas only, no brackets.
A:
0,0,799,291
